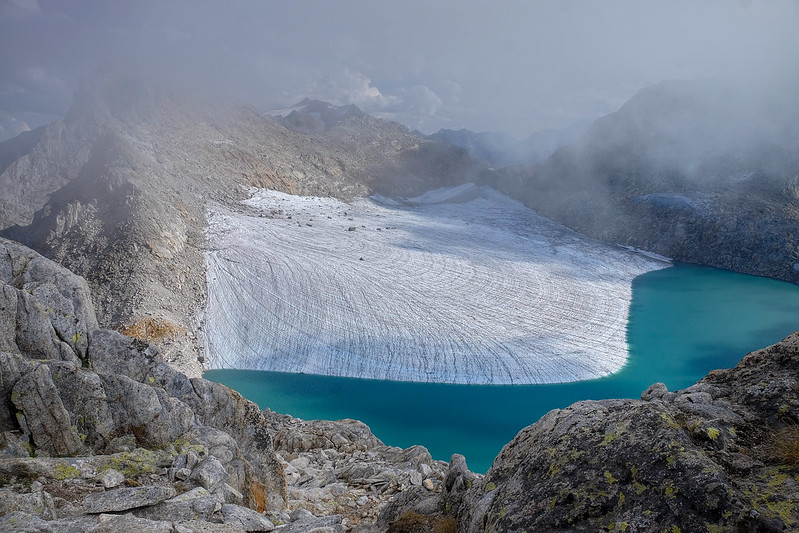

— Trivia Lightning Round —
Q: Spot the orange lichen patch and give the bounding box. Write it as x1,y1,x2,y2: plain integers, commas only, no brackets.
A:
119,317,186,342
249,480,267,513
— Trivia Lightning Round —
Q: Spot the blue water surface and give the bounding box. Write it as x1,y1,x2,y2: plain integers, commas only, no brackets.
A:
205,263,799,473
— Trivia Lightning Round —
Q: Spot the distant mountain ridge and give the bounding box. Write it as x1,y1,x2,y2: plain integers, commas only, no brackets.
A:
275,98,365,134
425,121,588,167
485,76,799,282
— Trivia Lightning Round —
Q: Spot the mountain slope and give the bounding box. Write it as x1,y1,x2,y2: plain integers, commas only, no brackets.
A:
426,122,587,167
485,77,799,282
0,68,483,375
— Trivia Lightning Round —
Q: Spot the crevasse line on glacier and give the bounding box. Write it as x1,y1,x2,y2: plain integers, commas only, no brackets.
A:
204,184,670,384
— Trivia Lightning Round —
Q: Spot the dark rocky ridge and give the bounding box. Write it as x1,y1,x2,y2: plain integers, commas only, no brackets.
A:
484,76,799,283
461,338,799,531
0,69,483,376
370,334,799,532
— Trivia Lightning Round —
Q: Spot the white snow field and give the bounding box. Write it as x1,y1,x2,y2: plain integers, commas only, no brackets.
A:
204,184,670,384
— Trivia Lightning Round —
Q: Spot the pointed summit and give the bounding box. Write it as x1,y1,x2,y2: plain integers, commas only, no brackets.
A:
279,98,365,134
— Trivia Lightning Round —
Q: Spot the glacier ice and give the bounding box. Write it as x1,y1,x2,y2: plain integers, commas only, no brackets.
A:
204,184,670,384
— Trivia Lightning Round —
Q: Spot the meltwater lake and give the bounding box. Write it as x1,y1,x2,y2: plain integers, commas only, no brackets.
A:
205,263,799,473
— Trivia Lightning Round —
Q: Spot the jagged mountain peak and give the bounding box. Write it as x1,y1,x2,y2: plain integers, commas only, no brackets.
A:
277,97,365,134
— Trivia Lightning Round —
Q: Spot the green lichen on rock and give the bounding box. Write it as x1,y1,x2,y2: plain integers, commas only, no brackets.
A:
664,483,679,499
99,448,171,478
601,432,620,446
740,468,799,528
54,463,80,480
659,412,682,430
706,427,720,440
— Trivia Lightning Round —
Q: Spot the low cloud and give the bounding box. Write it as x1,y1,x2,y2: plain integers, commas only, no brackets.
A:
0,112,31,139
1,1,798,140
314,70,400,110
300,70,448,132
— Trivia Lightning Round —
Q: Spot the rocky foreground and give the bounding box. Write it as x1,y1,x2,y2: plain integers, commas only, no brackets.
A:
0,237,449,532
3,238,799,531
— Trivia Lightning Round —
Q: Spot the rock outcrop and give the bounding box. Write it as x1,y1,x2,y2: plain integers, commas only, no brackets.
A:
371,333,799,532
0,236,456,532
0,236,281,529
265,412,448,528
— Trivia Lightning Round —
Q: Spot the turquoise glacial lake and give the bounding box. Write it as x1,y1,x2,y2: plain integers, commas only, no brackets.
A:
205,263,799,473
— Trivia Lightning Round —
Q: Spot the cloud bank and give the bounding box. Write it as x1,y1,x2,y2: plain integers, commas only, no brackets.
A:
1,0,797,141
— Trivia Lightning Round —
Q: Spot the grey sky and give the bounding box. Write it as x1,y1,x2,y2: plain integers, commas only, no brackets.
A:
1,0,798,141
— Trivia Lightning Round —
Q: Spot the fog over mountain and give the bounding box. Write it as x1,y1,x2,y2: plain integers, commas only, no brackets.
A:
4,3,799,532
485,75,799,282
2,0,798,141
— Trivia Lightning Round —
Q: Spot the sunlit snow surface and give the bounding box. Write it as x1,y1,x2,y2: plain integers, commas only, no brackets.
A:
204,184,670,384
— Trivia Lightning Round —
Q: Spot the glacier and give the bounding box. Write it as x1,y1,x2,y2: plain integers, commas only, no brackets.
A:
204,184,670,384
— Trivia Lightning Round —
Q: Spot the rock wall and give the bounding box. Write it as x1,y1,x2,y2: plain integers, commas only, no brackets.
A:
0,237,287,529
484,77,799,283
0,237,456,532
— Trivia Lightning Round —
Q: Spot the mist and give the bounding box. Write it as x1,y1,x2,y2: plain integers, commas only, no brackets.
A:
1,0,798,142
